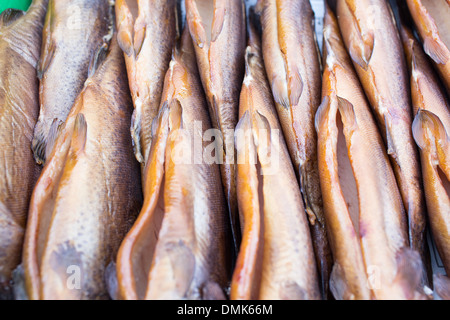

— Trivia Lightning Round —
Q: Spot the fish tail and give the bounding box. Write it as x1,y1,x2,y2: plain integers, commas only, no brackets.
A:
31,120,48,165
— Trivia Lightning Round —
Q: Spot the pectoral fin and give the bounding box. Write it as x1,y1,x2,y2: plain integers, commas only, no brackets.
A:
423,36,450,65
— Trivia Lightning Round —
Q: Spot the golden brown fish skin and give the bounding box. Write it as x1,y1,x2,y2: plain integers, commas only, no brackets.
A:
22,33,143,300
402,23,450,275
116,0,178,169
116,28,230,300
230,21,320,300
318,4,427,300
185,0,246,253
412,110,450,276
257,0,331,298
0,0,47,299
31,0,111,165
399,22,450,132
336,0,427,279
406,0,450,95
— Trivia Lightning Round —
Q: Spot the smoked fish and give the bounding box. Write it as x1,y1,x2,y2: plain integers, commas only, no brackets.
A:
22,32,143,300
256,0,332,298
317,3,426,300
400,21,450,277
32,0,111,164
230,16,320,300
336,0,427,281
185,0,246,253
116,0,179,168
116,27,230,300
406,0,450,95
0,0,48,299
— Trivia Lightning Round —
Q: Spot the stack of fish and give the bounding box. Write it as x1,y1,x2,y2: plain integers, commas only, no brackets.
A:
0,0,448,300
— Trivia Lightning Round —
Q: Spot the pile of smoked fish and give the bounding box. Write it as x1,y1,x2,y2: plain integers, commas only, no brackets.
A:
0,0,449,300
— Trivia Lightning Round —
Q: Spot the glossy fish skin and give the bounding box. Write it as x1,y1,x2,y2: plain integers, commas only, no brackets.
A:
412,110,450,276
230,20,320,300
116,28,230,300
22,33,143,300
406,0,450,95
257,0,331,298
116,0,178,168
0,0,47,299
32,0,111,164
336,0,427,280
317,4,426,300
401,24,450,275
185,0,246,253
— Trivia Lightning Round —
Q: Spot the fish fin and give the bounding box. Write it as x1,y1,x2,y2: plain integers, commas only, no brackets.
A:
12,264,28,300
394,247,424,299
37,4,55,79
202,282,227,300
433,274,450,300
299,165,317,226
133,21,146,57
423,36,450,65
45,119,64,161
337,96,358,129
271,75,290,109
116,1,134,57
31,121,48,165
279,281,308,300
70,113,87,156
348,33,374,70
384,115,398,161
412,109,448,151
131,104,144,164
330,263,354,300
186,1,207,49
168,99,183,131
37,38,55,80
0,8,25,28
166,241,196,298
253,111,271,144
211,2,225,42
88,43,109,78
344,0,374,70
117,29,134,57
288,68,303,107
105,261,119,300
315,96,331,134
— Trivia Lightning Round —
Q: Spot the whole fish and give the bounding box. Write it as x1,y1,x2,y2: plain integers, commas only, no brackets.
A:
22,31,143,300
0,0,47,299
230,17,320,300
256,0,332,298
185,0,246,254
400,20,450,277
116,27,230,300
412,110,450,277
116,0,179,169
317,3,426,300
406,0,450,95
336,0,428,283
31,0,111,164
